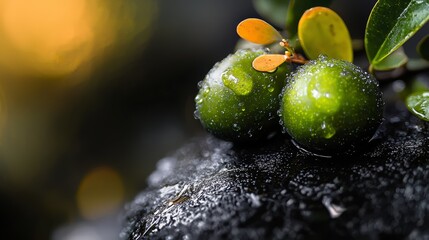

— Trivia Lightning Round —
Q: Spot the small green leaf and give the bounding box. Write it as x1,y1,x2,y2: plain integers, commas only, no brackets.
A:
406,91,429,121
372,47,408,71
298,7,353,62
417,35,429,61
252,0,290,27
285,0,333,39
365,0,429,65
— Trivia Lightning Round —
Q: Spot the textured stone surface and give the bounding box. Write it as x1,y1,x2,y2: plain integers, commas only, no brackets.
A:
121,86,429,240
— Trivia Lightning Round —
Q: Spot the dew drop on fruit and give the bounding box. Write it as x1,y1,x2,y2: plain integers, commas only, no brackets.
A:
203,87,210,94
232,123,241,131
195,95,203,104
321,122,336,139
197,81,203,88
193,110,201,120
221,67,253,96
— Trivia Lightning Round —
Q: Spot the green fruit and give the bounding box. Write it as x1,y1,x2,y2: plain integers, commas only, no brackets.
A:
280,55,383,153
195,49,290,142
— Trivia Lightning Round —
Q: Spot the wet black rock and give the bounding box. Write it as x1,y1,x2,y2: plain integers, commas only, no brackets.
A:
121,88,429,240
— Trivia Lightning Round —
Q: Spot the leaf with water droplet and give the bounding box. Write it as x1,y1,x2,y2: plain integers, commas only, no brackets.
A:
236,18,282,45
365,0,429,66
417,34,429,61
298,7,353,62
406,91,429,121
372,47,408,71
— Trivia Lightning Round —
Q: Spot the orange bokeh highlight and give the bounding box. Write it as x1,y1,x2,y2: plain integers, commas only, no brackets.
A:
0,0,155,78
76,166,125,220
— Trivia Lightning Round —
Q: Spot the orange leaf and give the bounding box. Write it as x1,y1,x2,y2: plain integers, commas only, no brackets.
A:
252,54,287,72
237,18,282,45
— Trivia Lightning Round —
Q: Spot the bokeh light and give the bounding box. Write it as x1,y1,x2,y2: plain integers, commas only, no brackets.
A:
0,0,156,79
0,0,156,189
0,1,265,239
77,166,125,220
0,88,5,134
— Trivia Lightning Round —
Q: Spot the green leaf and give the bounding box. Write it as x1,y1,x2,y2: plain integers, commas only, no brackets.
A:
285,0,333,39
298,7,353,62
372,47,408,71
417,35,429,61
365,0,429,65
252,0,290,27
406,91,429,121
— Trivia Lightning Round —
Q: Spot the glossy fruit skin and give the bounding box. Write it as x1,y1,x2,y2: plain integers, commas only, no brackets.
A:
280,55,383,153
195,49,290,142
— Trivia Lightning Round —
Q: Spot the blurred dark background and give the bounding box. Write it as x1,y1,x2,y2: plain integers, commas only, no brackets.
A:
3,0,428,239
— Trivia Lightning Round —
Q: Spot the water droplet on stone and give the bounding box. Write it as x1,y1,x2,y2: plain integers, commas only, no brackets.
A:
322,197,346,218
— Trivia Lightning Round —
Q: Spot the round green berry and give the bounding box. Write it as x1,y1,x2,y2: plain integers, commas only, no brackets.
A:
195,49,290,142
280,55,383,153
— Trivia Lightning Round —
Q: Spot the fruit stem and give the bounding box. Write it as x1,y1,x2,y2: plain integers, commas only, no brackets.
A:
280,39,294,55
289,53,309,65
368,64,374,74
280,39,308,65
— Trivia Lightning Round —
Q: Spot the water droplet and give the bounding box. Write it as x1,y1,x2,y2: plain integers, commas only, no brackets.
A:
195,95,203,104
322,197,346,218
321,122,336,139
318,54,328,61
267,85,275,93
203,87,210,94
247,193,261,207
197,81,203,88
222,67,253,96
193,110,200,120
232,123,241,131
